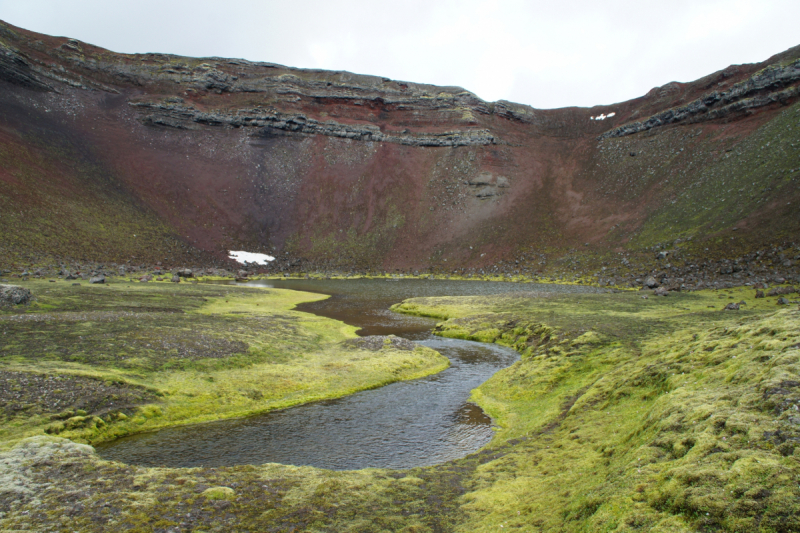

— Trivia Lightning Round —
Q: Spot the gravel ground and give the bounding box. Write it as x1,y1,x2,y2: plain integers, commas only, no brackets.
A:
0,371,158,420
343,335,417,351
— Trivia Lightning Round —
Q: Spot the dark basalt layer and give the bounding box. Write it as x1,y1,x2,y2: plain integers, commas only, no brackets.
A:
131,100,497,146
601,59,800,138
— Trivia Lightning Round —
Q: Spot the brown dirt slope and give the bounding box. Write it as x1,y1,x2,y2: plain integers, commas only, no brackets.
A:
1,20,799,279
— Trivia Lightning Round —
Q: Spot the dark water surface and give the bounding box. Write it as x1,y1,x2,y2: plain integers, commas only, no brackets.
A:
96,279,600,470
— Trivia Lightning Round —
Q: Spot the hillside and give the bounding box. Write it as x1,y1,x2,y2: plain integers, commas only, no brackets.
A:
1,20,799,284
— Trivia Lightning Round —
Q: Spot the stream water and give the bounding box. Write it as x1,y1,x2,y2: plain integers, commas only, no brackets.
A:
96,279,601,470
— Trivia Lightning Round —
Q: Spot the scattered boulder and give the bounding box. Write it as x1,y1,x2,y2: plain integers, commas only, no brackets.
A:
755,290,765,298
89,275,105,284
0,285,32,306
767,286,796,297
177,268,193,278
723,302,740,310
655,251,668,260
644,276,659,288
653,287,669,296
171,274,181,283
777,297,790,305
139,275,153,282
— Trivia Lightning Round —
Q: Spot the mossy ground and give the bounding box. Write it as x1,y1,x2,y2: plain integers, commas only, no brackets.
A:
394,287,800,532
1,282,798,532
0,280,448,447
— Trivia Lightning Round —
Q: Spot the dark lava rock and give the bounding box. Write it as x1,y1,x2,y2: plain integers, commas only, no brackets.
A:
0,284,32,306
177,268,194,278
171,274,181,283
724,302,740,310
777,297,790,305
89,275,105,284
653,287,669,296
656,251,668,260
756,290,765,298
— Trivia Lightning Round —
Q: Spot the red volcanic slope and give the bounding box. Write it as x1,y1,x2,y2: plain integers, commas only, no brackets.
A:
1,20,799,276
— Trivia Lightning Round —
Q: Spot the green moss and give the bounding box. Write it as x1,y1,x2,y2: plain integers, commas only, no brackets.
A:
394,289,800,531
629,102,800,249
0,280,448,447
202,486,236,500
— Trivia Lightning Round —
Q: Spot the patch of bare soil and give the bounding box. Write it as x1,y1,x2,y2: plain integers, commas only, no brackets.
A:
0,371,157,420
343,335,416,351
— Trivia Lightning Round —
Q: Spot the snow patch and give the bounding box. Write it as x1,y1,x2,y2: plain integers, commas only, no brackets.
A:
229,251,275,265
590,112,616,121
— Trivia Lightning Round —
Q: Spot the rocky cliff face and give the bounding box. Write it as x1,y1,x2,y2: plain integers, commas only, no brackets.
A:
1,20,799,283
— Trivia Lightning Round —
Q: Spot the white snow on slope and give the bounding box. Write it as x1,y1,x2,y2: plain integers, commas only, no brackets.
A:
229,251,275,265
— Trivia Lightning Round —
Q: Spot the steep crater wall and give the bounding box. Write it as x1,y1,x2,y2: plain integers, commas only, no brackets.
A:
0,20,799,282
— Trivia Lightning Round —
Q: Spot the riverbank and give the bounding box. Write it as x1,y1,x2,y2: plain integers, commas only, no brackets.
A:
0,280,448,448
392,286,800,531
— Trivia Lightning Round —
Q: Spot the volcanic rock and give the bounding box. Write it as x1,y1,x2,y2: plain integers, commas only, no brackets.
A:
0,284,32,306
644,276,659,288
767,286,796,297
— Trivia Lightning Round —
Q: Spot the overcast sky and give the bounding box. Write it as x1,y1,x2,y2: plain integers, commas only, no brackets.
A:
1,0,798,109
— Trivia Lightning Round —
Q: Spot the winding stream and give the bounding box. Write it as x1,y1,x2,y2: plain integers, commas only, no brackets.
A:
96,279,600,470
